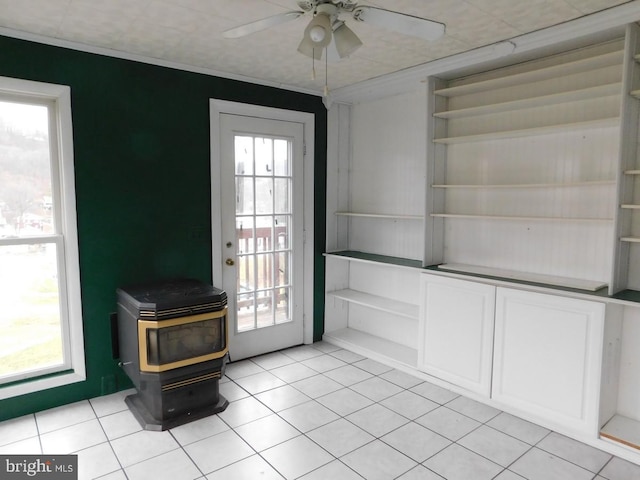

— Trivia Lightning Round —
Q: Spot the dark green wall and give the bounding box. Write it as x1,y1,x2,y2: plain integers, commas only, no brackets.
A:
0,35,327,421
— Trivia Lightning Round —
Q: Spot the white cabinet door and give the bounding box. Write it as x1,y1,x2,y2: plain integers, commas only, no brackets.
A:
492,288,605,435
419,274,496,396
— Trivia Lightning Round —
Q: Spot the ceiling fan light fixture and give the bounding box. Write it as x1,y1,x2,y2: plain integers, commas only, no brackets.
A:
303,12,332,48
333,21,362,58
297,35,323,59
309,24,327,43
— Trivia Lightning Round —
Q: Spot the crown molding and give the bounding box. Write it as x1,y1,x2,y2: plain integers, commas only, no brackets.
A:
0,26,323,98
330,0,640,105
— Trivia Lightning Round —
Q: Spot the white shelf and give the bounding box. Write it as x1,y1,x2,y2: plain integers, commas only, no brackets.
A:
434,49,623,97
323,327,417,367
327,288,419,320
433,118,619,144
323,251,423,270
621,237,640,243
621,204,640,209
432,180,615,189
335,212,423,220
625,170,640,175
438,263,608,291
601,414,640,450
433,83,621,119
430,213,613,223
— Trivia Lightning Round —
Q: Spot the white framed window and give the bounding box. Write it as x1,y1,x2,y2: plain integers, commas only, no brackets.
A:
0,76,84,399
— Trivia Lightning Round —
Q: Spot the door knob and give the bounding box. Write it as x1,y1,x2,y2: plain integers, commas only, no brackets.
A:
225,258,235,266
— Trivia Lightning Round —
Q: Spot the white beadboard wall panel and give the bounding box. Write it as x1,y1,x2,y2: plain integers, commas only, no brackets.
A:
350,90,427,217
323,255,350,333
626,137,640,289
445,128,619,186
325,104,352,252
446,96,620,138
443,184,615,219
629,246,640,290
347,303,418,350
443,219,613,283
446,64,623,112
348,261,420,307
616,306,640,421
599,303,623,428
446,38,624,90
348,216,424,260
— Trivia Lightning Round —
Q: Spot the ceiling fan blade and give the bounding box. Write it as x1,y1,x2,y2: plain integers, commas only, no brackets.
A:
352,6,445,41
223,11,304,39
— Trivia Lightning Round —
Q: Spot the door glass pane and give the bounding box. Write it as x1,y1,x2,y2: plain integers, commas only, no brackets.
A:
254,137,273,176
274,178,290,214
236,177,254,215
274,139,290,176
236,216,254,254
237,254,254,301
256,291,274,328
275,215,289,250
233,133,293,333
276,251,289,286
255,253,273,290
235,136,253,175
275,287,290,324
255,216,273,253
237,293,255,332
255,178,273,215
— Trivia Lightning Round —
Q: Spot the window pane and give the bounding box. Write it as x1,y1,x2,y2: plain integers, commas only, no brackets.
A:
255,178,273,214
236,216,254,254
275,215,290,250
274,139,290,176
0,101,52,238
275,287,290,324
234,136,253,175
0,243,64,379
236,177,253,215
255,253,273,290
274,178,290,214
0,79,84,396
236,293,255,332
255,216,273,253
254,137,273,176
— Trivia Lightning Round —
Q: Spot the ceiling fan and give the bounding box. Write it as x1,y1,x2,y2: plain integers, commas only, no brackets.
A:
223,1,446,61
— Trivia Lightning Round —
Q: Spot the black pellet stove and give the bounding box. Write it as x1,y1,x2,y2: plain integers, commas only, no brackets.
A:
117,278,229,430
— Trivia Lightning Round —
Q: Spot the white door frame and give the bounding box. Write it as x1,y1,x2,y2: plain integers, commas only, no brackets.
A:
210,99,315,346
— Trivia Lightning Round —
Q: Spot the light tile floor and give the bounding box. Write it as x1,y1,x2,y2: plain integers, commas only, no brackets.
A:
1,341,640,479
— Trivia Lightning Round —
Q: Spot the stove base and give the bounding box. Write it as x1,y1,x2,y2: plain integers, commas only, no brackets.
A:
125,392,229,431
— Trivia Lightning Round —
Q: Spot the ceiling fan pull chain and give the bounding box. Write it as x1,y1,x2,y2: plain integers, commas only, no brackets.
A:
324,49,330,97
312,49,316,80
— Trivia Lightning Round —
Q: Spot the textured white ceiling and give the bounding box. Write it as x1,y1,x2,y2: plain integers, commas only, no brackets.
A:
0,0,631,94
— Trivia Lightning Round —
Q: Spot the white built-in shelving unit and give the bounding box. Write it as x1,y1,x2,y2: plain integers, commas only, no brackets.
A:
427,38,624,291
324,20,640,466
324,91,427,369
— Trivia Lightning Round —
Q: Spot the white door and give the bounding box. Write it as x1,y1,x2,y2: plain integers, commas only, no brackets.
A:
216,113,305,360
